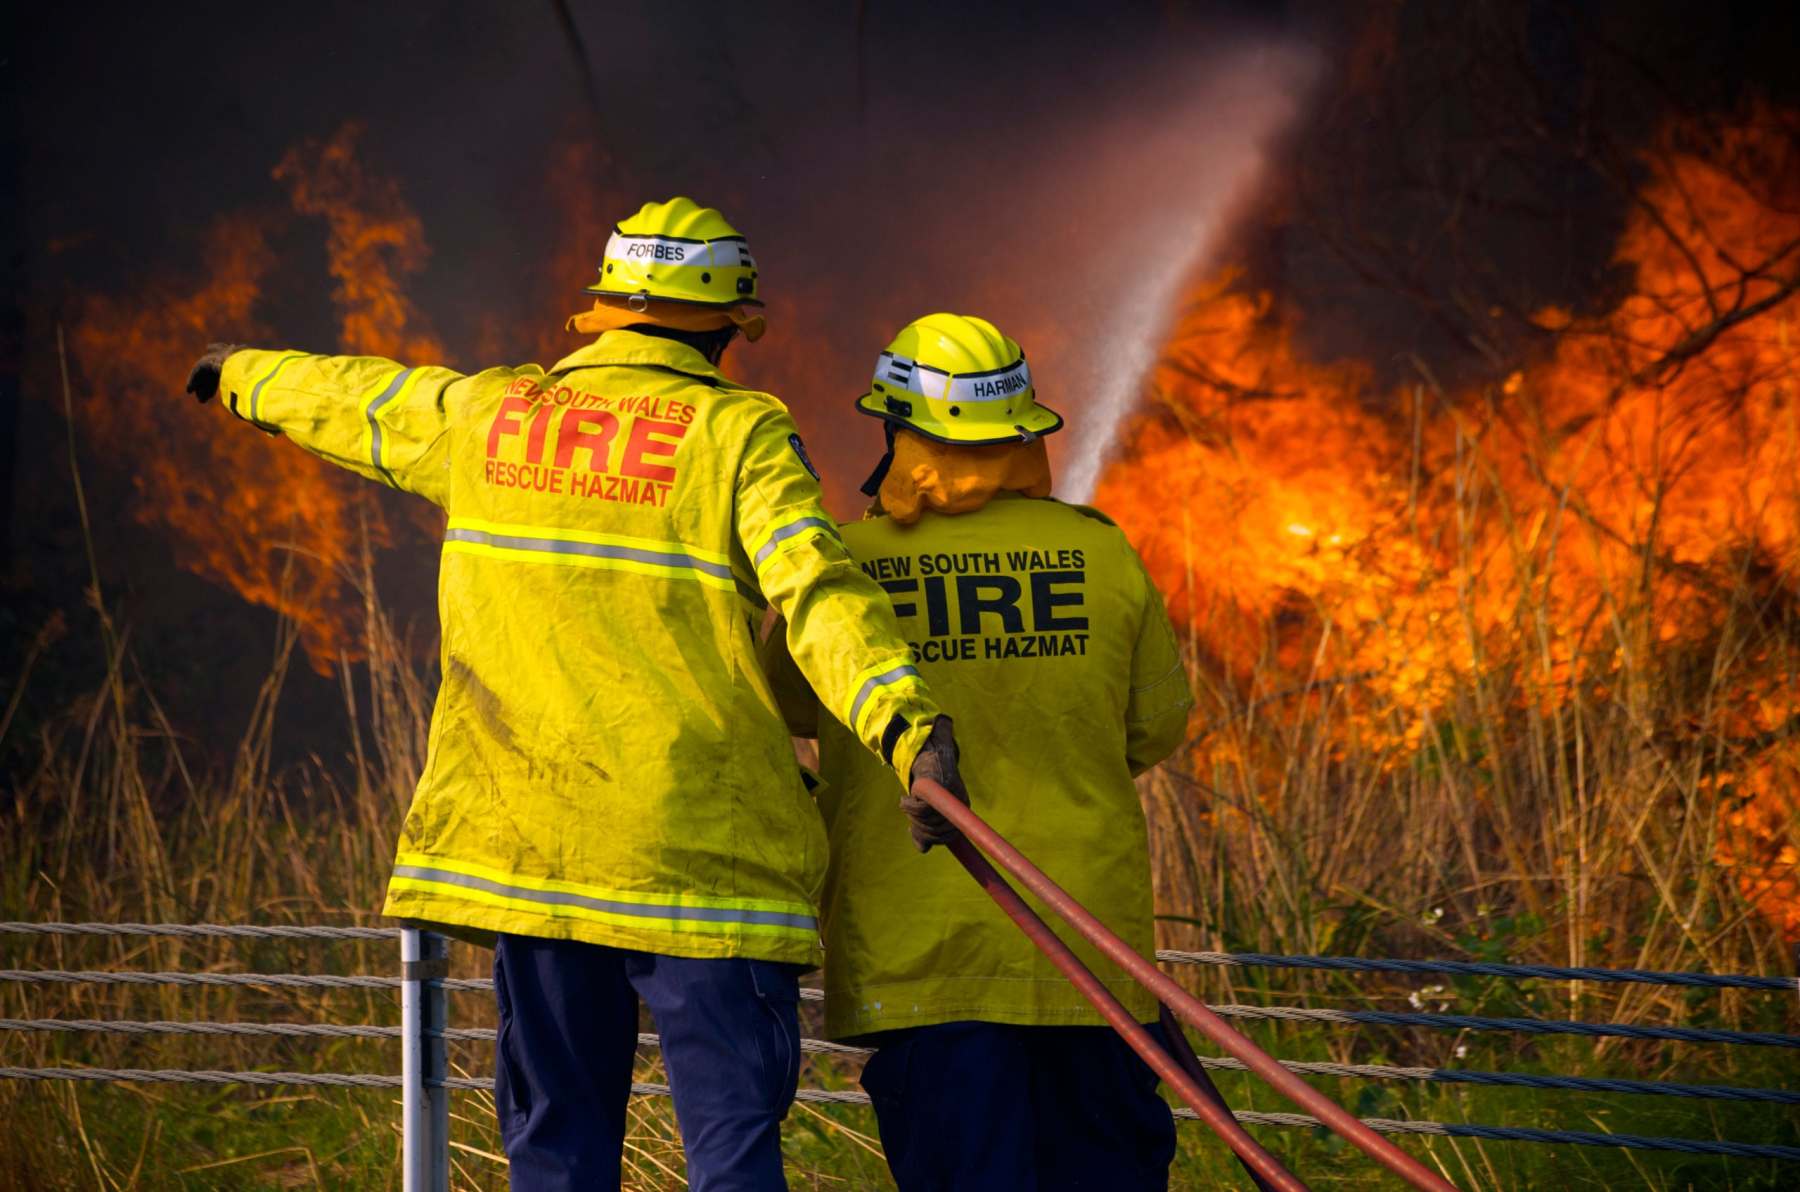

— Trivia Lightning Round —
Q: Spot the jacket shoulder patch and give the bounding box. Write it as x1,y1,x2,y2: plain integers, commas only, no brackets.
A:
789,433,820,481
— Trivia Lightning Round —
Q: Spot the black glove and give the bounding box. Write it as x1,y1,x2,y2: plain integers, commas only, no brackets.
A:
901,715,970,852
185,343,246,404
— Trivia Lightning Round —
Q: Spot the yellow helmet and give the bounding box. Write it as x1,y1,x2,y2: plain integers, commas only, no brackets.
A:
583,196,761,308
854,313,1062,445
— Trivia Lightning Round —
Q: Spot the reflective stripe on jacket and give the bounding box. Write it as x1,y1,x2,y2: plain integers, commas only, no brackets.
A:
768,495,1192,1034
218,331,939,963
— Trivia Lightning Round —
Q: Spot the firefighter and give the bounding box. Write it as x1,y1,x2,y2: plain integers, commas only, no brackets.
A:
183,198,967,1192
765,313,1192,1190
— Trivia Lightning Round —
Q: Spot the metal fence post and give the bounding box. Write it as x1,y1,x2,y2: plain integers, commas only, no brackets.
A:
401,927,449,1192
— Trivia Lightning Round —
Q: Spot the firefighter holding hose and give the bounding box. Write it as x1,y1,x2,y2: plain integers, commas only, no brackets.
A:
183,199,968,1192
765,313,1194,1189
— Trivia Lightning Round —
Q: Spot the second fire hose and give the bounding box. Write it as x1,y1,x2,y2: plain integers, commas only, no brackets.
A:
914,777,1459,1192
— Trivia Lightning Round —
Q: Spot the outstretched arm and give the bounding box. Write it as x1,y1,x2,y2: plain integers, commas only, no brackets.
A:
198,346,463,507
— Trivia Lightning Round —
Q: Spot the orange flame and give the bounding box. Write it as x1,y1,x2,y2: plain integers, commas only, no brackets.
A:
1096,106,1800,935
71,123,444,668
274,123,444,363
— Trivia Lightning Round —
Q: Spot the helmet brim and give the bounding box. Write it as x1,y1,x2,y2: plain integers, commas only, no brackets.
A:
853,393,1064,446
580,287,765,309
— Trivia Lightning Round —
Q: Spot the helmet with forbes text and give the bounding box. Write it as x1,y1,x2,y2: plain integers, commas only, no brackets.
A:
583,196,761,309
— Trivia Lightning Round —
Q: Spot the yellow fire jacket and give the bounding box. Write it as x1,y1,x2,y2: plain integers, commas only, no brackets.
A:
217,331,939,964
767,494,1192,1036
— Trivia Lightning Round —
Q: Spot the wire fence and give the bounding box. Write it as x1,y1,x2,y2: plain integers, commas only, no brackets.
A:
3,922,1796,1183
1156,948,1800,993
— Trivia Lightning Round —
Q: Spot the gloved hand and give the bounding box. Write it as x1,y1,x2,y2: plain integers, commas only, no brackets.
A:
901,715,970,852
184,343,246,404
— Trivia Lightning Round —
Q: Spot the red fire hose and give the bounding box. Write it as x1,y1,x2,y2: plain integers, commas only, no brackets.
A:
916,778,1460,1192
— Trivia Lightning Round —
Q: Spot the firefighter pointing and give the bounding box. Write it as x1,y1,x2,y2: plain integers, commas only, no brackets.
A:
767,313,1193,1190
185,198,969,1192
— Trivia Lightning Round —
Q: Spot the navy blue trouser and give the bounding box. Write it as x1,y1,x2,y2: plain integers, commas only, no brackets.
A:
493,934,804,1192
860,1021,1177,1191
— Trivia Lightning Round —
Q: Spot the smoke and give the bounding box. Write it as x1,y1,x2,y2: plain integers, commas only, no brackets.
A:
714,33,1321,511
1053,45,1318,501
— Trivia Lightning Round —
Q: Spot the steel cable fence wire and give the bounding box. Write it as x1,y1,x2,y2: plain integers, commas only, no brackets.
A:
0,1069,863,1106
1216,1111,1800,1163
1157,949,1800,993
8,925,1791,993
3,968,801,998
0,1018,493,1042
0,968,800,998
0,1067,414,1088
0,970,492,992
0,1070,868,1101
1185,1053,1800,1105
1204,1003,1800,1048
7,972,1792,1043
0,923,397,941
4,1068,1796,1162
3,1026,864,1067
0,1019,873,1060
567,1037,1800,1106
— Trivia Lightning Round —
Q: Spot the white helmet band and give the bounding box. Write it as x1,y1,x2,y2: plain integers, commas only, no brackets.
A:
603,232,756,271
875,351,1031,405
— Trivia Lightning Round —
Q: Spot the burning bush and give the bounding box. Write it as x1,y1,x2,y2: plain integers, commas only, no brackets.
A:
68,125,441,666
1100,107,1800,948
